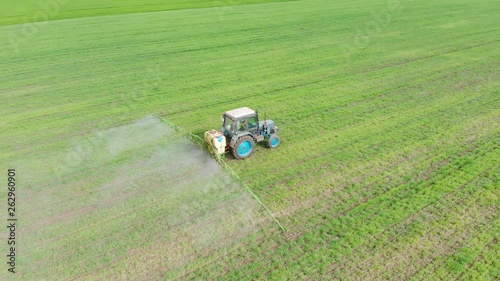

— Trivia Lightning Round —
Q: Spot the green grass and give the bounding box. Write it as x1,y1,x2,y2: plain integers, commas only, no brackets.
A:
1,0,499,279
0,0,293,27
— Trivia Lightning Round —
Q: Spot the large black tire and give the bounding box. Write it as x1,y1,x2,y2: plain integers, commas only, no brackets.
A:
267,135,281,148
232,136,255,160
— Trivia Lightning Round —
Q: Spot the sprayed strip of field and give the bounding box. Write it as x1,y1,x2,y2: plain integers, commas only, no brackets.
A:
15,116,270,280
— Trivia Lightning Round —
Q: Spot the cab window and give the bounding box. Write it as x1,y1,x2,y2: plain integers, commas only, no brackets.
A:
247,116,257,129
224,117,234,132
237,120,246,132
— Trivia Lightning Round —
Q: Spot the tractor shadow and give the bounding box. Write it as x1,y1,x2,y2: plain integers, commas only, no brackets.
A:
192,129,205,141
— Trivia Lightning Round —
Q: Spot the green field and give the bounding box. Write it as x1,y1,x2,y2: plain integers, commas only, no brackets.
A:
0,0,294,27
1,0,499,280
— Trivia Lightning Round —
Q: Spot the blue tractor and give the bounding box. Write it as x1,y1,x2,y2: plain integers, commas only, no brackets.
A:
204,107,281,159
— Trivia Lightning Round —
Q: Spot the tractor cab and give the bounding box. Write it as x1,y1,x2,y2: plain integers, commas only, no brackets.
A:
221,107,259,138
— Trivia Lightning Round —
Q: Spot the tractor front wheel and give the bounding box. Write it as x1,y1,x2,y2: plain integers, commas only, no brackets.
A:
233,136,255,160
267,135,281,148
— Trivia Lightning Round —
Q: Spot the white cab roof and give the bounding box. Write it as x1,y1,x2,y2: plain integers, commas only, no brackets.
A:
224,107,256,119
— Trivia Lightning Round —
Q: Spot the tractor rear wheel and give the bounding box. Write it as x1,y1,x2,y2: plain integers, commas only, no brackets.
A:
267,135,281,148
232,136,255,159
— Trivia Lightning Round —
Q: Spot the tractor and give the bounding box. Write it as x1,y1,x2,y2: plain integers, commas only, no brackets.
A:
204,107,280,159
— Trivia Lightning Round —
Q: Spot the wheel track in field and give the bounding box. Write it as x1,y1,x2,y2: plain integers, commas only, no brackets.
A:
363,38,500,73
273,65,499,141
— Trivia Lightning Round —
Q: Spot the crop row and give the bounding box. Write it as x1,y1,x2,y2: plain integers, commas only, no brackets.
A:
182,132,497,279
